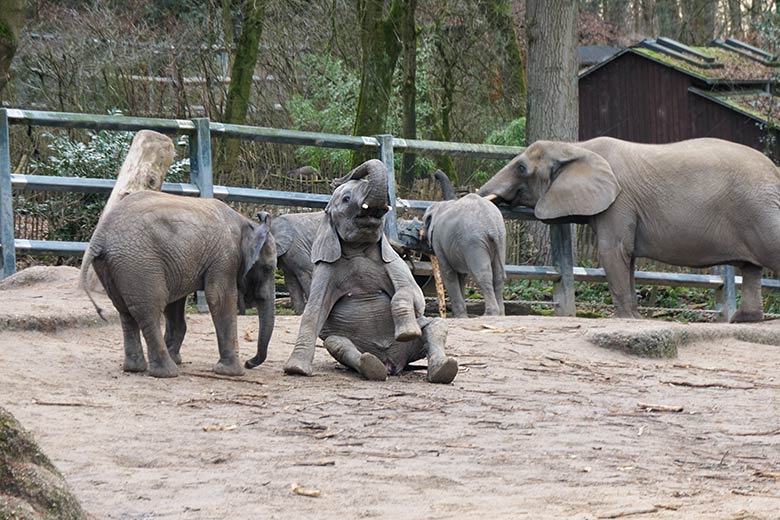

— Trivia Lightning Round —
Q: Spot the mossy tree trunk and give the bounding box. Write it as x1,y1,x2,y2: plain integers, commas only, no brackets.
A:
656,0,680,38
429,18,455,181
0,0,25,96
220,0,267,178
525,0,578,266
398,0,418,193
480,0,526,120
679,0,715,45
351,0,404,168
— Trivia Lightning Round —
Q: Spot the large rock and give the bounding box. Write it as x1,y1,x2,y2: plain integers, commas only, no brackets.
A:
0,408,87,519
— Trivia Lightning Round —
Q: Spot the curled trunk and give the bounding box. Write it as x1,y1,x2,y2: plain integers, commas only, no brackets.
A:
433,169,457,200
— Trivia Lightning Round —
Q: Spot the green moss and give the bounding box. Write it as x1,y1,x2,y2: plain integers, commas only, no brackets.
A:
633,48,711,80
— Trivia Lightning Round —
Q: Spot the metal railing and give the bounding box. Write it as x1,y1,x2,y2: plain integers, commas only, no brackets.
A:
1,108,775,320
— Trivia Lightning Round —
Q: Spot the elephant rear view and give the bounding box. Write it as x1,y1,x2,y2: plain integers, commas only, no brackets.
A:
421,171,506,318
479,136,780,322
80,191,276,378
271,211,323,314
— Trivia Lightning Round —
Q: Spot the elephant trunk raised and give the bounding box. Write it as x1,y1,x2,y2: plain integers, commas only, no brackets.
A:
332,159,390,211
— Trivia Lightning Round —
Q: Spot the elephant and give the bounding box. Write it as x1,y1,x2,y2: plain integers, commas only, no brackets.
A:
271,211,323,314
477,136,780,322
421,170,506,318
276,159,458,383
80,191,276,378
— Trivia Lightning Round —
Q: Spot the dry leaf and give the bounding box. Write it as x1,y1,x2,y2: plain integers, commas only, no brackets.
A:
202,424,237,432
243,328,253,342
291,484,321,498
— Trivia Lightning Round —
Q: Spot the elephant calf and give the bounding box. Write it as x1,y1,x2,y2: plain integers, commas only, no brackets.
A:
80,191,276,378
280,160,458,384
271,211,323,314
421,171,506,318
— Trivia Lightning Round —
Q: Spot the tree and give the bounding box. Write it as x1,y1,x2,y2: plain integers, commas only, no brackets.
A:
679,0,715,45
479,0,526,120
399,0,418,192
656,0,680,37
221,0,267,173
351,0,406,167
604,0,630,27
524,0,578,293
0,0,25,96
728,0,743,37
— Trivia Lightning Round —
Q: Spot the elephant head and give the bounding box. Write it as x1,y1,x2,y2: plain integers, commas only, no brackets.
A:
477,141,621,220
312,159,395,263
240,211,275,367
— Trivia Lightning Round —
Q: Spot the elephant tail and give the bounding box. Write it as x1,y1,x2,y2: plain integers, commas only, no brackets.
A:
79,242,107,322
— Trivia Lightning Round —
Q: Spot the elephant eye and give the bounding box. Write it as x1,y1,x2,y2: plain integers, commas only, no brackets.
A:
516,162,528,176
342,194,351,204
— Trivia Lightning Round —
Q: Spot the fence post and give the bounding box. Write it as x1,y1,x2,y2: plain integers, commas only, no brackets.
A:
0,109,16,279
714,264,736,322
190,118,213,311
550,223,575,316
377,134,398,241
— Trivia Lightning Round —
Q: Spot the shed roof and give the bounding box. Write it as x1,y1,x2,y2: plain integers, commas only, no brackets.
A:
691,88,780,128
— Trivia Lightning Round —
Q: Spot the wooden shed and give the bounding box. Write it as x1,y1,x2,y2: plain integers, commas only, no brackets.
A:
578,37,780,162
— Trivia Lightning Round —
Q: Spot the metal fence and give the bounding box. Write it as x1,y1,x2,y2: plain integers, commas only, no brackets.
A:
1,108,776,320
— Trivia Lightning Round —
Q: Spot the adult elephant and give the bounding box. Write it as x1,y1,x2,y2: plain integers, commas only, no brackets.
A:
271,211,322,314
421,171,506,317
80,191,276,377
277,159,458,383
478,137,780,322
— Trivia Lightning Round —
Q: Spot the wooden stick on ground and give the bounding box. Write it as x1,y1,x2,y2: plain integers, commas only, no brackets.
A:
430,255,447,318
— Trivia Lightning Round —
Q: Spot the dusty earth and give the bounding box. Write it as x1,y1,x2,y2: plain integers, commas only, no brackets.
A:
1,267,780,519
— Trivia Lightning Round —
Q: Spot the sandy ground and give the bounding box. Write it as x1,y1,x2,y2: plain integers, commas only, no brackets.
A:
2,268,780,519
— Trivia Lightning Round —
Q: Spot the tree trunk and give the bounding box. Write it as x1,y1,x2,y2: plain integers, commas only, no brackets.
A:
604,0,630,27
0,0,25,96
525,0,578,267
429,19,455,181
480,0,526,120
640,0,656,36
656,0,680,38
728,0,742,38
399,0,418,193
221,0,267,176
351,0,403,167
679,0,715,45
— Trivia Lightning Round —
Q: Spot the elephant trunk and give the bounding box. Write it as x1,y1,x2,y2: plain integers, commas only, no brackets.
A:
363,160,390,210
433,169,457,200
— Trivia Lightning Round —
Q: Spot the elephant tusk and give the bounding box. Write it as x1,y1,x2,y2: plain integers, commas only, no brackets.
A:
362,203,369,209
483,194,498,202
386,205,393,211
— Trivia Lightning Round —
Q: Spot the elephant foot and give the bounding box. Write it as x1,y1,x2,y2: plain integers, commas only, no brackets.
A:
214,359,246,376
284,350,313,377
244,353,267,370
394,319,422,342
730,309,764,323
168,351,182,365
427,357,458,384
148,358,179,378
123,355,148,373
359,353,387,381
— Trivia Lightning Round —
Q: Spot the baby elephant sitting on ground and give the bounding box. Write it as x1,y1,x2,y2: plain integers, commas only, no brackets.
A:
274,159,458,384
80,191,276,378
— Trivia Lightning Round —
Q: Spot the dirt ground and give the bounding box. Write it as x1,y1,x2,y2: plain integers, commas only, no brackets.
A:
2,268,780,519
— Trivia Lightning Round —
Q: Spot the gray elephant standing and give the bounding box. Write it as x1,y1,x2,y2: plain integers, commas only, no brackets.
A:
478,137,780,322
80,191,276,377
276,160,458,383
421,170,506,318
271,211,322,314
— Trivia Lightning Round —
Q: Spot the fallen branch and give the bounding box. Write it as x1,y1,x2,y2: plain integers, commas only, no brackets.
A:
596,506,658,519
178,398,266,408
731,428,780,437
637,403,684,413
291,484,321,498
661,380,754,390
31,399,110,408
292,460,336,467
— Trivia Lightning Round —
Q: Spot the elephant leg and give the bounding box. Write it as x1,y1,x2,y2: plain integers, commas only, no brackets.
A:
420,318,458,384
599,245,641,319
205,282,245,376
286,275,308,315
732,263,764,323
491,252,506,316
163,297,187,365
439,257,467,318
120,312,147,373
465,250,501,316
324,335,387,381
391,288,422,341
136,311,179,378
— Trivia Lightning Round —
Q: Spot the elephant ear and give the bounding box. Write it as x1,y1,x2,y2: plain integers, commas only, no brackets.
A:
421,204,438,248
271,216,294,256
311,211,341,264
380,234,398,263
535,143,621,220
241,211,271,279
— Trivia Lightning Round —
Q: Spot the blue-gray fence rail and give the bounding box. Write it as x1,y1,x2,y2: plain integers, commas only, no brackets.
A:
1,108,775,320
